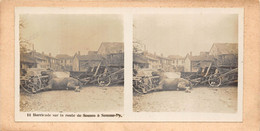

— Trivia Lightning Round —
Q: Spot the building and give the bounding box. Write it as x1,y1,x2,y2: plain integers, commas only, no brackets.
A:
133,53,149,70
184,43,238,72
28,51,49,69
97,42,124,55
133,51,175,71
20,53,36,69
20,53,37,75
157,55,173,72
72,53,103,71
168,55,185,72
184,52,214,72
56,54,73,71
28,51,61,70
72,42,124,71
106,53,124,67
144,52,160,70
209,43,238,68
209,43,238,56
20,50,62,72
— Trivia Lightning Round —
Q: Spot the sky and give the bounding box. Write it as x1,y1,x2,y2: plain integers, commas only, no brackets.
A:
134,14,238,57
20,14,123,57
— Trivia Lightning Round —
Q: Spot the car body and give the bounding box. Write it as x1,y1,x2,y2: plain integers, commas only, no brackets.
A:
133,68,191,94
20,68,80,93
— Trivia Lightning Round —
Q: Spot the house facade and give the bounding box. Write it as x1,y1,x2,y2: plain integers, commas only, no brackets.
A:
157,56,173,72
168,55,185,72
72,53,102,71
29,51,49,69
133,53,149,70
184,53,214,72
209,43,238,68
144,52,160,70
72,42,124,71
133,51,175,71
183,43,238,72
20,50,62,72
56,54,73,71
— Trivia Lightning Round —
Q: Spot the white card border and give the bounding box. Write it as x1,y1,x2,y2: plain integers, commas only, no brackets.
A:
15,7,244,122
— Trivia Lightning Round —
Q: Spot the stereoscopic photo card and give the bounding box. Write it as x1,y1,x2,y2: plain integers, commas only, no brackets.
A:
15,7,243,122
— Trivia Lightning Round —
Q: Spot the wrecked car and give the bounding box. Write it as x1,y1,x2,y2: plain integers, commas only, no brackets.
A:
133,69,192,94
133,68,160,94
20,68,81,94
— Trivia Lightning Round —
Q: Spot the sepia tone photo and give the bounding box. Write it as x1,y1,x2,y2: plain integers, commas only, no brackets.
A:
2,0,259,129
15,7,243,122
19,14,124,112
133,14,239,113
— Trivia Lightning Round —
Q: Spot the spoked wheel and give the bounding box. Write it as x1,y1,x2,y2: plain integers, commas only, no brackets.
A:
133,81,149,94
22,76,42,94
133,77,150,94
208,75,222,87
98,74,111,87
20,80,29,93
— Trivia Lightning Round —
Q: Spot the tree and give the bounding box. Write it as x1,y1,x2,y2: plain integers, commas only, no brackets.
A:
133,24,145,54
133,41,145,53
19,17,33,54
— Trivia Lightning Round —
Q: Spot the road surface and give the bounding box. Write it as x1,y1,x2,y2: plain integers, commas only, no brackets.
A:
20,86,124,112
133,86,237,113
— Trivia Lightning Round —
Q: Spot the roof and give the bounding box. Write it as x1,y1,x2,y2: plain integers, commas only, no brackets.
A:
45,55,58,60
77,54,103,61
133,54,148,64
29,51,58,60
210,43,238,55
188,55,214,62
30,51,46,60
145,53,160,61
56,54,72,59
20,54,36,64
157,56,171,60
97,42,124,55
146,55,159,61
168,55,184,60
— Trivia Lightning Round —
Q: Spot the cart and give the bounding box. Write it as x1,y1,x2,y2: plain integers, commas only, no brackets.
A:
70,62,124,87
182,62,238,87
208,67,238,87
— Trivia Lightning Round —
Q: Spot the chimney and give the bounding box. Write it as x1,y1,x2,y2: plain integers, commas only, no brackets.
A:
161,53,163,57
154,52,156,56
78,51,81,56
49,53,51,56
42,52,44,55
190,52,192,56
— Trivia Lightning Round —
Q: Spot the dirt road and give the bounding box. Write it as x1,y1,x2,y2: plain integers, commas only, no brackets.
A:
133,86,237,113
20,86,124,112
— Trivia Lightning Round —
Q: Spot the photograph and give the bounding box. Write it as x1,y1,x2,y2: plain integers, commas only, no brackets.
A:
133,14,239,113
18,14,124,112
15,7,243,122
